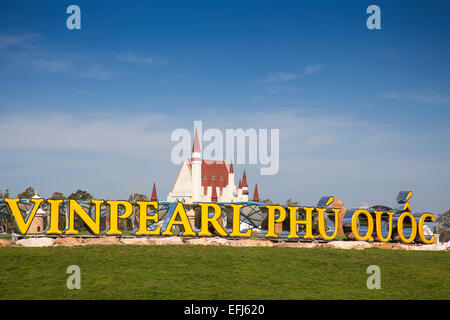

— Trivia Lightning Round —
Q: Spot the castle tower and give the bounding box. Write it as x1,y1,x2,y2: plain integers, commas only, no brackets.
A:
28,193,45,234
191,129,202,201
241,170,249,201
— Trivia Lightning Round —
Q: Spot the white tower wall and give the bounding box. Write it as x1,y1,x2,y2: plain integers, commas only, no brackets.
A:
192,153,202,201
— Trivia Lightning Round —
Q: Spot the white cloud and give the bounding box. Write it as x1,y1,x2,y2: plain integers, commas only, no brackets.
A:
77,64,112,80
115,53,166,65
0,109,402,160
0,33,41,49
0,112,171,151
1,109,448,213
27,59,112,80
266,72,301,82
0,33,112,80
263,65,324,87
305,65,323,75
381,91,450,104
32,59,71,73
19,57,112,80
267,86,281,94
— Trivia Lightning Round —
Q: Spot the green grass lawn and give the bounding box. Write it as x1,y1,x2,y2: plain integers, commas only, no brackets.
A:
0,245,449,300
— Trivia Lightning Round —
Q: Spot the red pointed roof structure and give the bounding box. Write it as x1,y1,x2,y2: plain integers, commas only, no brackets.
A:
211,180,218,202
187,159,229,187
241,170,248,187
238,179,242,189
229,159,234,174
151,183,158,201
192,129,201,153
252,184,260,202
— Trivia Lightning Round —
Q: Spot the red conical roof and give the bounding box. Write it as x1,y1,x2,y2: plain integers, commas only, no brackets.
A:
241,170,248,187
229,159,234,174
252,184,260,202
151,183,158,202
238,179,242,189
192,129,201,153
211,180,218,202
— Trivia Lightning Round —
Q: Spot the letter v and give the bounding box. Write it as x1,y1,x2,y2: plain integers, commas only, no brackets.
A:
5,198,44,234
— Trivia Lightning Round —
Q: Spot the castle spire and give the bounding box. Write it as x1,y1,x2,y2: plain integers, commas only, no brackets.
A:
192,128,201,153
241,170,248,187
229,159,234,174
151,182,158,202
238,179,242,189
252,184,259,202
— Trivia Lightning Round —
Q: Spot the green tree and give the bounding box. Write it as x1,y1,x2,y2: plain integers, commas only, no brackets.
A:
66,190,94,233
50,192,66,200
128,193,150,230
17,186,35,199
0,189,9,198
434,209,450,243
285,198,300,207
128,193,149,202
68,189,93,201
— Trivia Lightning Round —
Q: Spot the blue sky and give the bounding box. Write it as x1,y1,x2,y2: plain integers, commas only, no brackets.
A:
0,1,449,214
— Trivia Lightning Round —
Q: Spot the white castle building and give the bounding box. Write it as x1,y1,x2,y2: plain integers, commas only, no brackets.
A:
167,129,259,203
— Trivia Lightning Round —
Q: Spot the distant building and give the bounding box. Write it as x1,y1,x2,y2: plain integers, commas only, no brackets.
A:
167,129,259,203
27,193,45,234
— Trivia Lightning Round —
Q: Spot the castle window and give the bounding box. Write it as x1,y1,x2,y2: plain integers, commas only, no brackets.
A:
212,176,215,181
220,176,224,181
203,175,207,180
